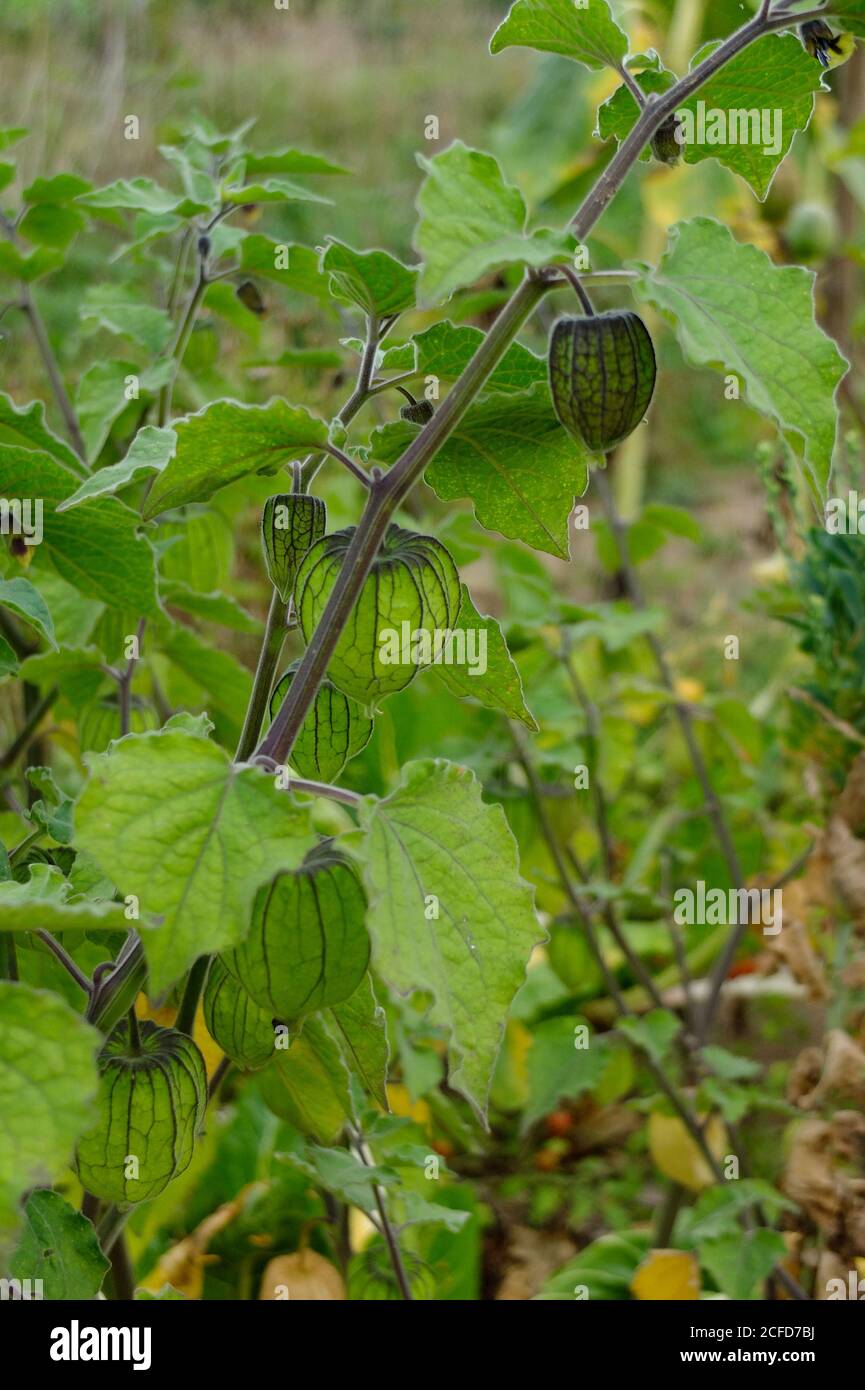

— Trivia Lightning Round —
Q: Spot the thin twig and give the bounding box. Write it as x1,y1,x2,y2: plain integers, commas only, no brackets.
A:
347,1124,413,1301
35,931,92,994
322,442,372,488
0,212,87,464
616,62,647,109
0,686,58,771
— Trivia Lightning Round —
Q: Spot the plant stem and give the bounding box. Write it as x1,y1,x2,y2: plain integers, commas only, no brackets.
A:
347,1124,413,1301
159,262,208,426
127,1004,141,1053
0,213,87,466
276,776,362,807
8,827,44,868
0,935,19,981
117,619,145,738
97,1204,131,1256
616,62,647,109
176,955,209,1036
22,292,88,465
259,276,548,765
322,442,372,488
235,589,287,762
35,930,92,994
0,685,58,772
108,1232,135,1300
208,1054,232,1102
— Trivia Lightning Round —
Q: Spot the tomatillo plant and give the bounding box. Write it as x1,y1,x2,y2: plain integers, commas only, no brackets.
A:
0,0,858,1305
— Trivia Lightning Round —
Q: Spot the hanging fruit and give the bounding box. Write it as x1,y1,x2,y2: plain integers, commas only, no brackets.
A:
294,523,461,705
75,1019,207,1205
269,659,373,782
203,957,275,1071
549,311,656,453
225,840,370,1021
262,493,327,602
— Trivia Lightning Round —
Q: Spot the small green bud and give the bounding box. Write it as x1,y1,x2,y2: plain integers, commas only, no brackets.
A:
399,399,435,425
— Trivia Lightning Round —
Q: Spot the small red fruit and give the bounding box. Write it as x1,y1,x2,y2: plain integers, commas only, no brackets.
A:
545,1109,574,1138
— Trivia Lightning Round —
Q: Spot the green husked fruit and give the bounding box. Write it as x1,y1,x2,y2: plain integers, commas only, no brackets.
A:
203,957,276,1070
75,1019,206,1206
226,840,370,1021
269,660,373,782
78,695,159,753
549,311,656,454
295,523,461,705
262,493,327,602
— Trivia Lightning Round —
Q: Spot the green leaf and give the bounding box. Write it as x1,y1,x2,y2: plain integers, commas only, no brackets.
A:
634,218,848,497
598,36,824,198
10,1190,108,1299
80,286,173,355
0,863,130,931
0,447,161,615
357,759,542,1121
327,975,390,1111
414,141,573,305
0,392,83,474
400,1192,471,1231
370,384,589,559
699,1229,787,1300
0,242,64,283
74,730,315,996
0,636,17,679
523,1017,608,1130
821,1,865,39
321,238,417,317
244,147,350,177
279,1143,396,1212
702,1044,762,1081
257,1020,353,1142
678,36,823,199
0,982,100,1248
22,173,92,204
0,577,56,649
143,398,331,517
689,1180,796,1241
222,177,331,206
74,359,173,462
239,236,333,302
18,203,85,250
17,645,105,706
78,176,211,218
159,580,260,634
0,127,28,153
58,426,177,511
617,1007,680,1065
490,0,628,71
412,320,547,394
431,583,537,729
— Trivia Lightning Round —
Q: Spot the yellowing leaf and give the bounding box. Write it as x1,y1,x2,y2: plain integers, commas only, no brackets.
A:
631,1249,700,1301
648,1110,727,1192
